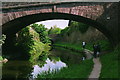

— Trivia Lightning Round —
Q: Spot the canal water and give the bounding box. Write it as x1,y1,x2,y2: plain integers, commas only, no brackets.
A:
1,48,84,80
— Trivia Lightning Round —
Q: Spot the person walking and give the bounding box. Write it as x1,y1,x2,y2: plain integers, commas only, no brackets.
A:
96,43,101,57
82,41,86,49
93,44,97,58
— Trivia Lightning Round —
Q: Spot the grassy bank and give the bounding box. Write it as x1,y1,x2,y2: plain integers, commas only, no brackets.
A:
37,58,93,79
100,45,119,78
54,46,84,56
37,42,94,79
53,42,84,52
54,40,118,78
37,40,116,79
54,40,110,52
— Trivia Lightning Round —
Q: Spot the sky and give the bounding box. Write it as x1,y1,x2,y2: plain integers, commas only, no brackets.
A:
35,20,69,29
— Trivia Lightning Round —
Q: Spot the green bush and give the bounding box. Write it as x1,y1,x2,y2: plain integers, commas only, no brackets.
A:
61,21,89,36
31,24,51,43
61,26,70,36
48,25,62,35
16,26,50,63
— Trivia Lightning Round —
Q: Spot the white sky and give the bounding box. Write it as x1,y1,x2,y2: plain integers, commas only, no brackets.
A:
35,20,69,29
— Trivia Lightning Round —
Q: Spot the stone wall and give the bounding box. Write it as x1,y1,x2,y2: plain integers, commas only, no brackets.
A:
60,27,107,44
96,2,119,45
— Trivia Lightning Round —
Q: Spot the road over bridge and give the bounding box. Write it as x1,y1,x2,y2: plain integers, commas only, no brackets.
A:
1,2,119,46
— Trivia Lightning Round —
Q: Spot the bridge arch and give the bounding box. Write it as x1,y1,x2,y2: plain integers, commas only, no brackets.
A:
2,12,112,43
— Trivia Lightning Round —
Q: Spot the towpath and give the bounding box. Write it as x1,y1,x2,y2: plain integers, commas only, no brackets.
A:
84,49,102,79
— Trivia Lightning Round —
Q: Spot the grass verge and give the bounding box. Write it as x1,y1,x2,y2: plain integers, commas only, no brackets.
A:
53,42,84,52
37,58,94,79
100,45,119,78
54,40,110,52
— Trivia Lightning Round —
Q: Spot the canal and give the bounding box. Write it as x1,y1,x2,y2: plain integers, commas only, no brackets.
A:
2,47,84,79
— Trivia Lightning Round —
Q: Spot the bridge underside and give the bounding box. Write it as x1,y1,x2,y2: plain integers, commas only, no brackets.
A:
2,12,118,47
2,13,110,35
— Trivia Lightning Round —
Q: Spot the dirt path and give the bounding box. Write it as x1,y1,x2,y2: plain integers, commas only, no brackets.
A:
84,49,102,79
84,49,93,59
88,58,102,78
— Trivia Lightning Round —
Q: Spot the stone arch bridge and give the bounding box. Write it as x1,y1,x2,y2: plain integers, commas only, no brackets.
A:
1,2,119,46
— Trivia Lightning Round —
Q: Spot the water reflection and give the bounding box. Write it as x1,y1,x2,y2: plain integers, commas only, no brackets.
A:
82,57,85,60
2,48,83,79
31,58,67,78
49,48,84,64
2,60,32,79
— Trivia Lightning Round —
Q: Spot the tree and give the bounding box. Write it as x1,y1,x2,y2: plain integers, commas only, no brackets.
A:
16,26,50,63
48,25,61,35
70,21,89,33
31,24,51,43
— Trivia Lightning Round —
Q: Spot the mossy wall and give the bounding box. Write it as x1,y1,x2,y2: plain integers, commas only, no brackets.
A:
60,26,107,44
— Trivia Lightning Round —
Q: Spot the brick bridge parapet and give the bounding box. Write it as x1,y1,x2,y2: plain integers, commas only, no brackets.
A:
1,2,109,25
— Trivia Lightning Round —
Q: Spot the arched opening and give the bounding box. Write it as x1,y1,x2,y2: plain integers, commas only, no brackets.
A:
2,12,111,58
2,12,111,40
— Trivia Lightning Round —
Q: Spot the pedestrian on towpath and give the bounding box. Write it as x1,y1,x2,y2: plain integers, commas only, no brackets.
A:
82,41,86,49
96,43,101,57
93,44,97,58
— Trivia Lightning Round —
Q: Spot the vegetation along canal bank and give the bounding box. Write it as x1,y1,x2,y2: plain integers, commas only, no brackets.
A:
53,40,119,78
2,20,119,79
